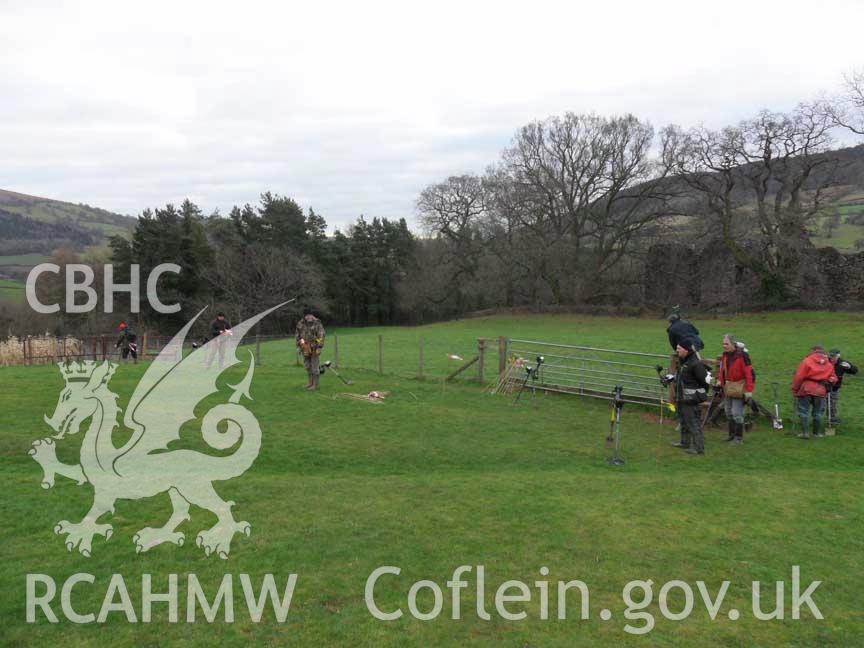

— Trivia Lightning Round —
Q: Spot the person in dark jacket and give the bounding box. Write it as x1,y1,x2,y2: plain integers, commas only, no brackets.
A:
718,334,756,444
205,312,232,369
667,314,703,352
791,345,837,438
667,313,703,448
210,312,231,338
675,337,712,455
114,321,138,361
827,349,858,426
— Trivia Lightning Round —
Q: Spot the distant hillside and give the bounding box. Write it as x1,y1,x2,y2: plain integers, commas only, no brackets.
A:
0,188,134,237
0,189,135,280
651,144,864,252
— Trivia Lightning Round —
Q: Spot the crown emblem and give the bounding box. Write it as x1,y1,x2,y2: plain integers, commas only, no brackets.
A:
58,361,98,383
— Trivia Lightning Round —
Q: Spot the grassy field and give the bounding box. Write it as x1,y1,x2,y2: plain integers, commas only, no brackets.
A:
811,203,864,251
0,278,24,303
1,312,863,646
0,253,50,266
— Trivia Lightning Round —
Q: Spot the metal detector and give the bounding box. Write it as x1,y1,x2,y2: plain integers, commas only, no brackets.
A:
826,388,836,436
320,360,353,385
771,382,784,430
512,356,544,405
607,385,625,466
747,396,782,428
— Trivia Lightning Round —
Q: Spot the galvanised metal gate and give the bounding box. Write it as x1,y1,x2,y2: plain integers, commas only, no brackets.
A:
507,338,672,407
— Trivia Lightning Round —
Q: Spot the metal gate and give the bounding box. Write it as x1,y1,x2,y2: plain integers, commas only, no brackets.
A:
506,338,671,407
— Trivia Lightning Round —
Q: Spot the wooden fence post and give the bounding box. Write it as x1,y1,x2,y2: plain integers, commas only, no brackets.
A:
142,333,148,360
478,338,486,383
498,336,508,377
418,337,424,380
378,334,383,375
334,335,339,368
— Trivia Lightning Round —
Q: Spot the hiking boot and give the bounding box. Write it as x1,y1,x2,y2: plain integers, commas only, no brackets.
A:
686,448,704,455
813,432,824,438
797,433,810,439
733,438,743,445
671,442,689,448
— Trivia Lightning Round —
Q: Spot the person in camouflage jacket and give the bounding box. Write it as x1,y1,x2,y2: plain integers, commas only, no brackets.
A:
296,309,325,390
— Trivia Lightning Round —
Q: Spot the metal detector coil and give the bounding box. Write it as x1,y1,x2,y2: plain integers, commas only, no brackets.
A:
320,360,353,385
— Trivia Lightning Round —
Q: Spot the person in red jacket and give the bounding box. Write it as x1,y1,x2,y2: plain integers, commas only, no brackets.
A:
718,334,755,444
791,345,838,439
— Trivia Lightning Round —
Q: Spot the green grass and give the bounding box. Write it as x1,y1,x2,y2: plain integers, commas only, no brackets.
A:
0,253,50,266
812,222,864,251
812,205,864,251
0,278,24,303
1,313,863,646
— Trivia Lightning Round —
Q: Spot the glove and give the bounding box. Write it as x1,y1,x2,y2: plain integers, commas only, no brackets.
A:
744,392,752,401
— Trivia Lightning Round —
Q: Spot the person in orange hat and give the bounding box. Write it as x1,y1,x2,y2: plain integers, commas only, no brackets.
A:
115,321,138,362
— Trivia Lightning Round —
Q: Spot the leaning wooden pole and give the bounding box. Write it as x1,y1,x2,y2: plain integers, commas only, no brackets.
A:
446,355,480,382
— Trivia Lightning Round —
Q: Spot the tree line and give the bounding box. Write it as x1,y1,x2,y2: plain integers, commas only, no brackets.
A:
4,72,864,336
100,193,416,332
408,72,864,316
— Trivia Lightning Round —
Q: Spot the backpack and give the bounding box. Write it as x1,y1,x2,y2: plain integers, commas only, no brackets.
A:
736,342,756,380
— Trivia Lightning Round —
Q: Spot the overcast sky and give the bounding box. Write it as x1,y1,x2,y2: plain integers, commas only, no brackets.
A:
1,0,862,231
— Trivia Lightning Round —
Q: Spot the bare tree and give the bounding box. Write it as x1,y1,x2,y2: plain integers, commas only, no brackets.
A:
499,112,677,302
206,244,324,325
416,174,488,307
827,70,864,135
664,103,840,298
481,166,534,307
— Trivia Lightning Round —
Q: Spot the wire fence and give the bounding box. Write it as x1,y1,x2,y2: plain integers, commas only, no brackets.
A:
1,330,504,383
0,333,292,366
0,331,681,395
1,330,834,429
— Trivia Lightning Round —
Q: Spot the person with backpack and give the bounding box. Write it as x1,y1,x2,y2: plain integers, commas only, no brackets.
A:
115,321,138,362
674,337,712,455
791,345,837,439
717,334,755,444
666,313,704,352
827,349,858,427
